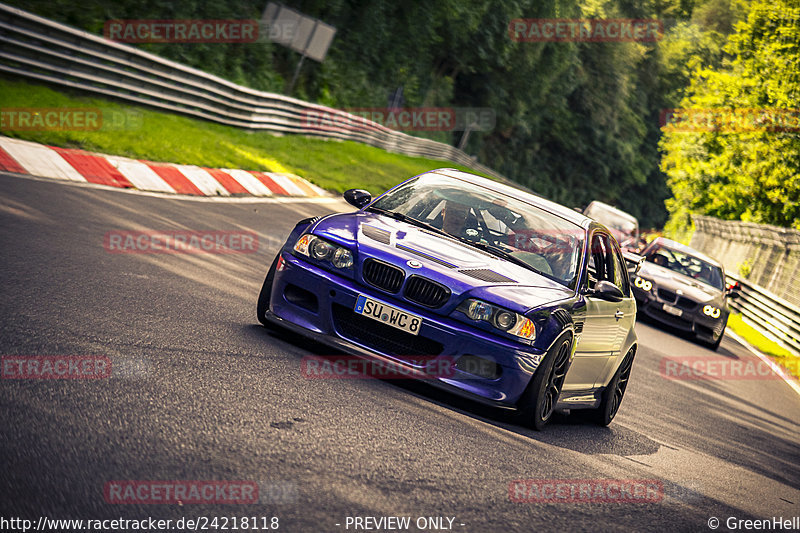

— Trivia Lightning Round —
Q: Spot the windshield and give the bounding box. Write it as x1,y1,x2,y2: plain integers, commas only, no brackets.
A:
370,174,585,288
584,203,638,243
645,244,725,291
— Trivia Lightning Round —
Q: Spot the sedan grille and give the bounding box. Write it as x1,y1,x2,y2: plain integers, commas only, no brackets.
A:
658,289,677,303
404,276,450,308
331,303,443,357
362,259,404,293
658,288,698,310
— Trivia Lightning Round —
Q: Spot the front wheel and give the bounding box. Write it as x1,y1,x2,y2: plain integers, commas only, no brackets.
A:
704,321,726,352
592,347,635,426
514,331,573,430
257,254,280,326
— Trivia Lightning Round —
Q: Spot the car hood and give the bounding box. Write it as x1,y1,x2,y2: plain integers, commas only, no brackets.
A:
639,262,725,304
312,212,575,313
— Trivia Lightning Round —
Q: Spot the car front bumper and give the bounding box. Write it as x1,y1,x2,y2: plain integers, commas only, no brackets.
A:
266,252,547,407
633,288,725,343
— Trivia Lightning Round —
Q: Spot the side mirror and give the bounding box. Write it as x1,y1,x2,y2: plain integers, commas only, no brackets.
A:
587,280,624,302
622,251,645,275
343,189,372,209
726,281,741,299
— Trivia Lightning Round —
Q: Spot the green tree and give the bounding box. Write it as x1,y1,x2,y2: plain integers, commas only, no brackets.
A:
660,0,800,231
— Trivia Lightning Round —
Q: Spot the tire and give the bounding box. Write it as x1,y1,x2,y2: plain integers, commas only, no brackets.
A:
257,254,280,326
514,331,573,431
704,321,726,352
592,347,635,426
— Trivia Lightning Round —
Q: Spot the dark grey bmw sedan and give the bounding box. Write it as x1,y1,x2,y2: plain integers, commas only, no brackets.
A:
631,237,739,350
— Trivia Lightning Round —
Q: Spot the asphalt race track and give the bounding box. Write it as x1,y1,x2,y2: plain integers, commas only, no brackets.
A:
1,171,798,532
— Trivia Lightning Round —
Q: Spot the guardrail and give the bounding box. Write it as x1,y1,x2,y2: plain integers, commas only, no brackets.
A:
727,273,800,357
0,2,507,182
692,215,800,308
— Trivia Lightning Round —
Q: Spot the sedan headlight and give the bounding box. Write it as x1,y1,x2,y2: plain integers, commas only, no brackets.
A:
634,277,653,291
294,234,353,269
703,305,721,318
457,299,536,343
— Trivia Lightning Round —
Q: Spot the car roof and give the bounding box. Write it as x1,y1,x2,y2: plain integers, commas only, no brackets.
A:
429,168,593,228
648,237,724,268
584,200,638,225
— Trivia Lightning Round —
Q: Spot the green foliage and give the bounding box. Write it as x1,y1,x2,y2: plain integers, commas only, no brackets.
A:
0,78,494,195
726,313,798,379
5,0,794,230
660,0,800,230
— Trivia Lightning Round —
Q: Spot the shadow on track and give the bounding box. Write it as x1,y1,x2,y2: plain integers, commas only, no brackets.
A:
243,323,663,458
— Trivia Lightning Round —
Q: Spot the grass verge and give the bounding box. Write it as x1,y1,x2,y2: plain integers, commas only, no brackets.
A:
727,313,799,380
0,78,494,195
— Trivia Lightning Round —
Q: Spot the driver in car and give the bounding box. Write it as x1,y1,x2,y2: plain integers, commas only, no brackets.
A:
441,199,481,241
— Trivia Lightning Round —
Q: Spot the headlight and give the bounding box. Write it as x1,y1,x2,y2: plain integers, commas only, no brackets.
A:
703,305,721,318
494,310,517,330
634,277,653,291
331,247,354,269
458,299,535,343
310,238,333,260
294,234,353,269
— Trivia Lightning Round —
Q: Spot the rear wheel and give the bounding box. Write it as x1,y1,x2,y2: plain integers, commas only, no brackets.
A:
257,254,280,326
592,347,635,426
515,331,573,431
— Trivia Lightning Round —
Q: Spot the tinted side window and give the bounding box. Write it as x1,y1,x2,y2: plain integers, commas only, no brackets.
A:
588,233,615,287
611,245,630,296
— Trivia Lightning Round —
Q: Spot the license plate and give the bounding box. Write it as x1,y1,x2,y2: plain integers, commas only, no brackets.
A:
663,303,683,317
355,295,422,336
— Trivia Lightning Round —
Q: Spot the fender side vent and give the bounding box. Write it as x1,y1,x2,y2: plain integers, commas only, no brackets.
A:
362,225,392,244
297,216,321,226
552,309,572,329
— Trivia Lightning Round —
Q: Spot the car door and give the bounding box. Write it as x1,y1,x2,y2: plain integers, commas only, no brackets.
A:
565,232,619,390
610,241,636,350
591,239,637,388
